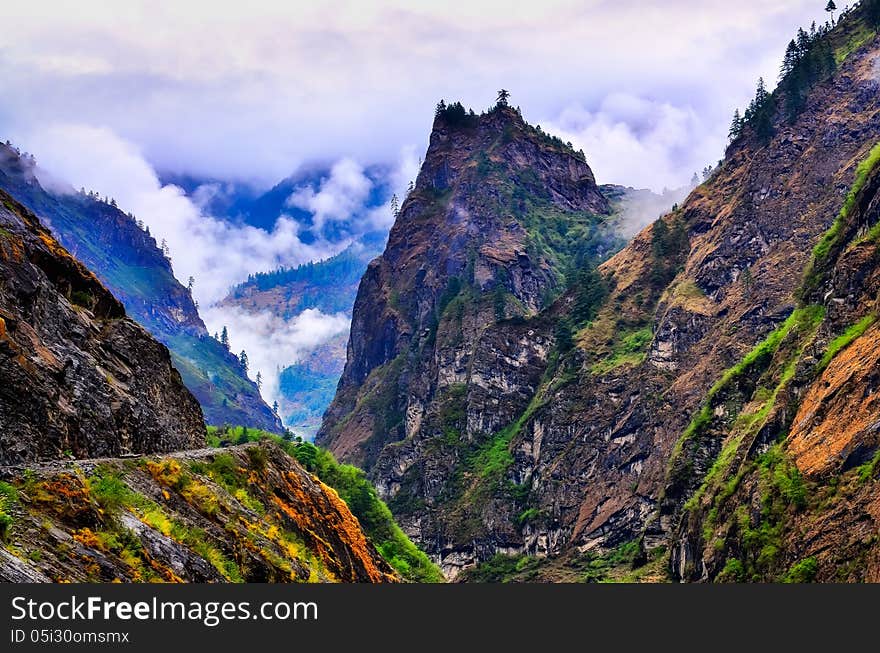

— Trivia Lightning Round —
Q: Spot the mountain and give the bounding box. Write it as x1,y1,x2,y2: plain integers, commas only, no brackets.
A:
164,166,389,241
0,144,281,431
318,5,880,581
316,101,624,571
0,442,398,582
0,190,404,583
0,189,204,463
224,234,386,318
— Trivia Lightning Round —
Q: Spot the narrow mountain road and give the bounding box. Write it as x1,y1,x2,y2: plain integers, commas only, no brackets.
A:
0,444,256,477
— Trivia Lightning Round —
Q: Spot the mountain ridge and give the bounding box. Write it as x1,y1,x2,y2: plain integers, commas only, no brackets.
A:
0,144,281,431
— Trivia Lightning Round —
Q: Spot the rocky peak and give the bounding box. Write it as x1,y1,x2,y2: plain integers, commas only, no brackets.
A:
319,98,620,505
421,103,608,214
322,8,880,581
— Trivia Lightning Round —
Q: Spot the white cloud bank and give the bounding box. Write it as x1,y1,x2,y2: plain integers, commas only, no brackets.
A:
546,94,723,191
1,0,831,190
201,305,350,405
25,124,338,305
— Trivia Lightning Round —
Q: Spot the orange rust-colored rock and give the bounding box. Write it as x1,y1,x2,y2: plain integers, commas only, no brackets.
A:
0,443,398,583
788,325,880,477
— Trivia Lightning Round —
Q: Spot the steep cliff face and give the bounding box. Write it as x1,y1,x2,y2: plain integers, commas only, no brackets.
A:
0,190,205,463
0,145,281,432
670,136,880,583
322,9,880,580
317,103,623,575
0,442,397,582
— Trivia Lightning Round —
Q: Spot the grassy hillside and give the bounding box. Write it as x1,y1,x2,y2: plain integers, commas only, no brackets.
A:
207,426,444,583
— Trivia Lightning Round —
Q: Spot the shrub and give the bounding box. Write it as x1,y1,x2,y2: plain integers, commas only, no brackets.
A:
291,441,443,583
245,446,268,472
783,557,818,583
718,558,745,582
88,468,130,512
0,481,18,542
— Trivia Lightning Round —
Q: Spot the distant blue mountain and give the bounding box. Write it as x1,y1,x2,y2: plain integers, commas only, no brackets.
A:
161,164,392,243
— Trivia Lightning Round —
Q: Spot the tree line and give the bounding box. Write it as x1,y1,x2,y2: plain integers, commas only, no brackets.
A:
727,2,864,146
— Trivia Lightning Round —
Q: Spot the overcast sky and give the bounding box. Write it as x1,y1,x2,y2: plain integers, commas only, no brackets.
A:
3,0,830,190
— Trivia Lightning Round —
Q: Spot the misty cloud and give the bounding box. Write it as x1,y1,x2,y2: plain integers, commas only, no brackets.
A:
21,124,401,306
1,1,830,189
18,122,420,418
547,94,722,191
612,185,695,238
201,305,350,406
287,158,372,231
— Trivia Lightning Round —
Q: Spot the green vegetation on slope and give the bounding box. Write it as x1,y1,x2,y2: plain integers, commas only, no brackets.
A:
206,426,443,583
817,314,877,372
670,305,825,468
460,540,669,583
0,143,276,431
0,481,18,542
674,136,880,581
801,141,880,297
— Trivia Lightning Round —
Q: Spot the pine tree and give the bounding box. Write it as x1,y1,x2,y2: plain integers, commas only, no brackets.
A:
496,89,511,107
825,0,836,22
493,283,506,321
239,350,249,373
220,326,229,350
390,193,400,218
748,77,775,143
273,401,280,415
187,276,195,292
571,268,608,326
728,109,744,142
780,40,799,79
554,318,574,353
256,371,262,389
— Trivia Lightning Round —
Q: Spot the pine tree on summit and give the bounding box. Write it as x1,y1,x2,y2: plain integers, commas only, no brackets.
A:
825,0,836,23
496,89,511,107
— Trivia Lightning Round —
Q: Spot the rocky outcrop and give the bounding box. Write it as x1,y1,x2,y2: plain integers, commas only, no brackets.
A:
0,144,281,432
0,442,398,582
670,125,880,583
0,189,205,464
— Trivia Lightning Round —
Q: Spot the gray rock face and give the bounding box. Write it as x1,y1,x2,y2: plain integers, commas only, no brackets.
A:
317,104,619,578
0,190,206,464
0,144,282,432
